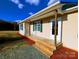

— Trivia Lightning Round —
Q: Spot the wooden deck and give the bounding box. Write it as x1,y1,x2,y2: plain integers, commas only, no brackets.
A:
19,34,78,59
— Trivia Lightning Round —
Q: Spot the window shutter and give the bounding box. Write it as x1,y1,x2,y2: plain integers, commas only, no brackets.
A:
40,20,42,32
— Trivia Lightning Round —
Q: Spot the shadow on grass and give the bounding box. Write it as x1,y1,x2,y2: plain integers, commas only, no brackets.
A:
0,37,23,44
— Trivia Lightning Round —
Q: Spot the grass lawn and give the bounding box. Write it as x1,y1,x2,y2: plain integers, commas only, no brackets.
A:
0,31,20,38
0,31,49,59
0,31,22,44
0,31,24,50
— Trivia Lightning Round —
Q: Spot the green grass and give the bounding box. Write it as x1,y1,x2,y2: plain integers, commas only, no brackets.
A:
0,31,24,50
0,31,20,38
16,41,27,47
0,31,23,44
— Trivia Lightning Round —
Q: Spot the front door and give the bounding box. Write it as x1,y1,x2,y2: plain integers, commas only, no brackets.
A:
50,17,62,45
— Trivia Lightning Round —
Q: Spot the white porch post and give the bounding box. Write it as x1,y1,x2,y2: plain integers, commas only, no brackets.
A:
24,22,26,35
54,10,58,47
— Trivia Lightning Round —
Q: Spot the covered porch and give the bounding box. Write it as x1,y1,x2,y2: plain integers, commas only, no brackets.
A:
20,2,64,57
23,10,63,57
18,0,78,58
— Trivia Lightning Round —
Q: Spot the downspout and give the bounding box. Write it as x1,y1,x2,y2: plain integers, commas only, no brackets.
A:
54,10,58,47
28,21,31,36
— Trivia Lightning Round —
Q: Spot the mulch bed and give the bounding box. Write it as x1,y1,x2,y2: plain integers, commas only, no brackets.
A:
50,47,78,59
17,33,35,45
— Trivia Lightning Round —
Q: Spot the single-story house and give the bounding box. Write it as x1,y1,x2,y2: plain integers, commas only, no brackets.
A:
18,0,78,57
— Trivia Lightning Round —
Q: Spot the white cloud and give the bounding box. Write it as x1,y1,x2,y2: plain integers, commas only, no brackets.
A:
15,20,21,22
29,12,34,15
11,0,20,4
25,0,40,6
47,0,58,6
10,0,24,9
18,4,24,9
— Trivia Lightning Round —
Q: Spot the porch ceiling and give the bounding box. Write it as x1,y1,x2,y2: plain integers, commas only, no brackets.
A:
28,10,56,22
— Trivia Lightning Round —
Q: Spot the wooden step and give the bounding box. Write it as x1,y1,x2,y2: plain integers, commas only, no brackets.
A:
28,36,56,50
36,39,56,51
27,36,56,57
33,43,53,57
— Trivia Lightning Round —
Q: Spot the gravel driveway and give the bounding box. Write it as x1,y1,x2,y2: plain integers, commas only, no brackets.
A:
0,45,49,59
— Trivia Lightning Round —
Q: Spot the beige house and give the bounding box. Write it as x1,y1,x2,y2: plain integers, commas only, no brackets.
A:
19,1,78,57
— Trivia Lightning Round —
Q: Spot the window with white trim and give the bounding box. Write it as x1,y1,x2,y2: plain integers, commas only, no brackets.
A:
19,24,23,30
33,20,42,32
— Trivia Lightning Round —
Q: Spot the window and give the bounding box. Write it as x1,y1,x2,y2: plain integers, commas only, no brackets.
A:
33,20,42,32
52,21,58,35
19,24,23,30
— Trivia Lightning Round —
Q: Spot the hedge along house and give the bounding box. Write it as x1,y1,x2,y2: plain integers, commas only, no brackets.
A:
19,0,78,57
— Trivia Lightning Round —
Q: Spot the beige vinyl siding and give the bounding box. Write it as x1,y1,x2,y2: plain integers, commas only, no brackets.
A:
30,17,52,39
62,12,78,51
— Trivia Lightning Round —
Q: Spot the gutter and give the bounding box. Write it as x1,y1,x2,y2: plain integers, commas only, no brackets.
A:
63,6,78,14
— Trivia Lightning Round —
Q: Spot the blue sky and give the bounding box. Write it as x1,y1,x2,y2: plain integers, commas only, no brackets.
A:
0,0,77,22
0,0,58,22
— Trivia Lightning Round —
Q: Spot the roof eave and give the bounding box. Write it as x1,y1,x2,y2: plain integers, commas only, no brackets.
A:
63,6,78,14
18,1,61,24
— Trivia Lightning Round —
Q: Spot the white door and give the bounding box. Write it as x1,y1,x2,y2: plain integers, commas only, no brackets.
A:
50,17,62,44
